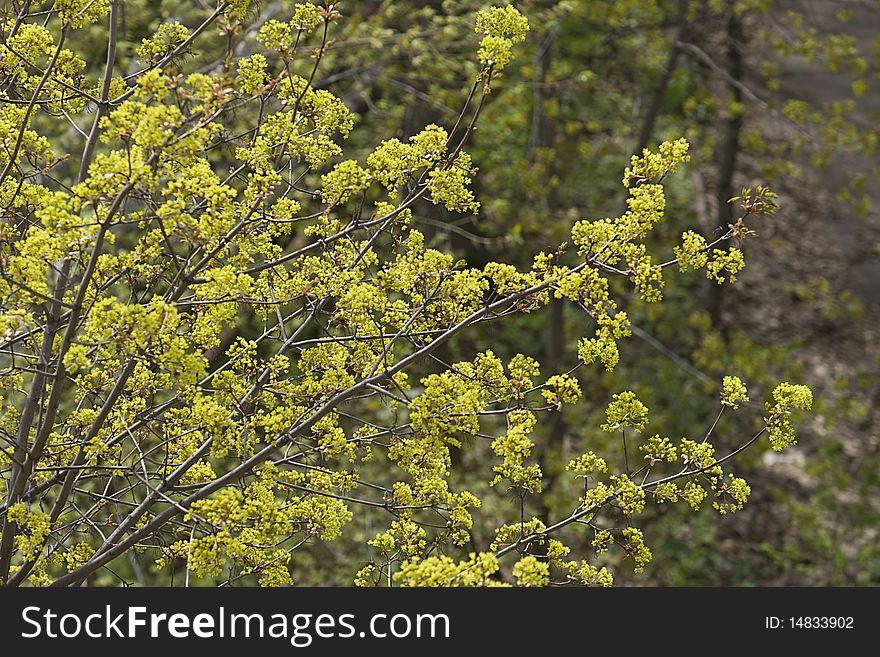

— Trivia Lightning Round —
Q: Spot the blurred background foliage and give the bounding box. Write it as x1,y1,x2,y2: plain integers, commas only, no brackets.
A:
39,0,880,585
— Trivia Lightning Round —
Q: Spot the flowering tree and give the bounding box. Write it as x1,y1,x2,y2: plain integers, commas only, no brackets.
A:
0,1,811,587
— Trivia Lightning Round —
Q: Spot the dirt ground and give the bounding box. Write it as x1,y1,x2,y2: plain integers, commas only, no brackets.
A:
720,0,880,584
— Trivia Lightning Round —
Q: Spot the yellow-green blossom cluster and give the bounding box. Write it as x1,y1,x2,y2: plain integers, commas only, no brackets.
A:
474,6,529,70
137,21,190,64
601,390,649,432
765,382,814,451
721,375,750,408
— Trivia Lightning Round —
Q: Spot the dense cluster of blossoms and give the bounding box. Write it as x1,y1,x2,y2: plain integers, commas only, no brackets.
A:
0,3,812,587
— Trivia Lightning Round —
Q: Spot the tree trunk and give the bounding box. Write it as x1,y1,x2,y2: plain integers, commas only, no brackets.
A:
707,3,744,325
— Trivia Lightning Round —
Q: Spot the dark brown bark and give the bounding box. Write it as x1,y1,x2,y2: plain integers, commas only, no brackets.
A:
707,3,744,324
633,0,690,156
